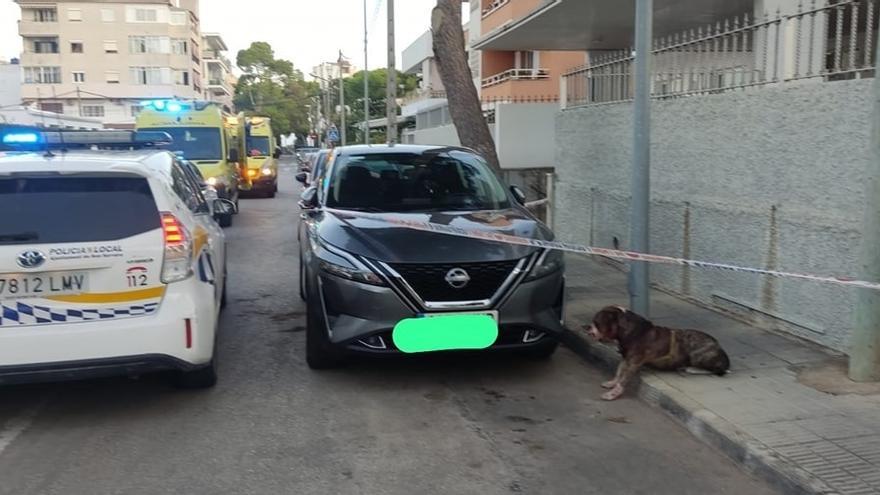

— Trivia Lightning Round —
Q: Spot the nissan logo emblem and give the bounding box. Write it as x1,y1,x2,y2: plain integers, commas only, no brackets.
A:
17,250,46,269
445,268,470,290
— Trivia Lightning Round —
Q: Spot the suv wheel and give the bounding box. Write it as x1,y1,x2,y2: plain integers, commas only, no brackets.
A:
305,293,343,369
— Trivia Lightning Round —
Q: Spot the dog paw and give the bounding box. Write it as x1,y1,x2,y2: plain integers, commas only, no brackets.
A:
601,385,624,401
601,380,617,389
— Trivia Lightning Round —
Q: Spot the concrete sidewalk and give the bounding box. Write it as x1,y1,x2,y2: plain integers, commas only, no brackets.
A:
561,255,880,495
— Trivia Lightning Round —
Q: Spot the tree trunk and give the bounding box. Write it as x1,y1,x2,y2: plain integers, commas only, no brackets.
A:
432,0,501,172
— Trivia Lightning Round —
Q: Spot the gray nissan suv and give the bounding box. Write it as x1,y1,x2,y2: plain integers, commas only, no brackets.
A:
297,145,565,369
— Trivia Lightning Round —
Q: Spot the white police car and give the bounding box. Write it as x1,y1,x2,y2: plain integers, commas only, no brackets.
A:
0,130,233,388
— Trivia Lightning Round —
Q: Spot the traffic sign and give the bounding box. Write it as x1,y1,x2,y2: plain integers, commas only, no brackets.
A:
328,128,340,143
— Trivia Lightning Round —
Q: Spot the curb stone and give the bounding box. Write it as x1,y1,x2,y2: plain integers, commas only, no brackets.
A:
559,329,840,495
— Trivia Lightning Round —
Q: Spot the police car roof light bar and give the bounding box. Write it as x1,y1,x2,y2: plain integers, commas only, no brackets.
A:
0,130,174,151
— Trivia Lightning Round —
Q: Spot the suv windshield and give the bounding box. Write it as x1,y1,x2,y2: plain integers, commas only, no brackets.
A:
154,127,223,161
325,150,511,212
247,136,271,157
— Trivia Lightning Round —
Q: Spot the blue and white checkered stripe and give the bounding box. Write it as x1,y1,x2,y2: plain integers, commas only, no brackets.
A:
0,301,159,327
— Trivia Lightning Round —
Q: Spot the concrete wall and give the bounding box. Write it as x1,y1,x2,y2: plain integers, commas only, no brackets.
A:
555,78,873,352
496,102,556,169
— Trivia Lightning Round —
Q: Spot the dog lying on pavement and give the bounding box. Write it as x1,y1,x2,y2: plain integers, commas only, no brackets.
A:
585,306,730,401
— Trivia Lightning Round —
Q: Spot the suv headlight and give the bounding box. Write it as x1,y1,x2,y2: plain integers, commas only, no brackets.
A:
526,249,564,281
316,243,386,286
261,167,275,177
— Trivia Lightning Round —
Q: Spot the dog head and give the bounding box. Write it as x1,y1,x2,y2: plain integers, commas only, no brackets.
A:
587,306,650,342
586,306,628,342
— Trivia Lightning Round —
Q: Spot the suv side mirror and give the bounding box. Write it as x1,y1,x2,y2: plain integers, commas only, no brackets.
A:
273,149,282,159
510,185,526,205
295,171,310,185
298,187,319,210
228,148,240,163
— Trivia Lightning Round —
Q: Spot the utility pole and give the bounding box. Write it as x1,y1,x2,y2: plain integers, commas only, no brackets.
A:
363,0,370,145
386,0,397,144
338,51,347,146
851,22,880,382
629,0,652,316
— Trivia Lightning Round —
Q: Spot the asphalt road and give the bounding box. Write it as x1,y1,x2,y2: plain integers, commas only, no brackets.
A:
0,159,775,495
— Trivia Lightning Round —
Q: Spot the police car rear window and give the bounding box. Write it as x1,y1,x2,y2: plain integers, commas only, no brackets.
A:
0,175,160,245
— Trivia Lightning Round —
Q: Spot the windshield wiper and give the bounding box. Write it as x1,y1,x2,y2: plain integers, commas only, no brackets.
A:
0,232,39,242
337,207,386,213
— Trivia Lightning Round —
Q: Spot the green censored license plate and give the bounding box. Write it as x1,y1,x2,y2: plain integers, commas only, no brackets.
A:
392,313,499,354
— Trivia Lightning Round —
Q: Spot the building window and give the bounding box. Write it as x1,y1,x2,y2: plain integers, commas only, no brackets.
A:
72,71,85,83
23,66,62,84
130,36,169,54
170,11,187,25
71,42,83,53
81,105,105,118
131,105,142,117
32,9,57,22
40,102,63,114
104,41,118,54
134,8,158,22
171,39,188,55
516,51,536,70
101,8,115,22
67,8,82,21
106,71,120,84
31,38,59,54
173,70,190,86
130,67,169,85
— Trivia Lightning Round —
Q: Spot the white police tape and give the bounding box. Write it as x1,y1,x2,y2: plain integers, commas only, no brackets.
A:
325,208,880,291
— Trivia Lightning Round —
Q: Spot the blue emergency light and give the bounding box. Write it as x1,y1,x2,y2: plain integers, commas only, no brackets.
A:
141,99,213,112
2,132,40,144
0,129,173,151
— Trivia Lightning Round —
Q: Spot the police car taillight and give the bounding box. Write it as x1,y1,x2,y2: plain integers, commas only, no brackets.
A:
161,212,193,283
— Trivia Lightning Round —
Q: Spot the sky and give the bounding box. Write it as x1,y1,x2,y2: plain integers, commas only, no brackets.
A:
0,0,467,76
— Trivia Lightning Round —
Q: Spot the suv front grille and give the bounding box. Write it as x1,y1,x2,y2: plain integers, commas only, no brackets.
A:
389,260,520,303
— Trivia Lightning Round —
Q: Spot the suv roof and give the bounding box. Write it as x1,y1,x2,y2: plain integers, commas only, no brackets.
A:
0,149,175,178
332,144,474,156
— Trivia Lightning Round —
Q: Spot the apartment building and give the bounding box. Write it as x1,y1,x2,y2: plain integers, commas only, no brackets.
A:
311,59,357,89
16,0,203,128
0,58,102,128
202,32,234,112
400,0,583,173
471,0,879,356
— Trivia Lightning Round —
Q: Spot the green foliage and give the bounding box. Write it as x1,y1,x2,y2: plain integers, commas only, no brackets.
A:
334,69,419,144
234,42,316,137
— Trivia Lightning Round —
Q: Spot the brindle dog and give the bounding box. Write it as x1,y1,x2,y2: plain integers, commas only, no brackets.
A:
586,306,730,401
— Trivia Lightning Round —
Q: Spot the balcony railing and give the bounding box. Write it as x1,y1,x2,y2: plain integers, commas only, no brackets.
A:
401,88,448,105
482,0,510,18
563,0,877,108
482,68,550,87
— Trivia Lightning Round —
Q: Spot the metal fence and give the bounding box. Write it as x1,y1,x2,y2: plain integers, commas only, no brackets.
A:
563,0,878,107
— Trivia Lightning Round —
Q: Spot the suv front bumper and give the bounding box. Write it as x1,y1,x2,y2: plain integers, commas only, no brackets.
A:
315,268,565,353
